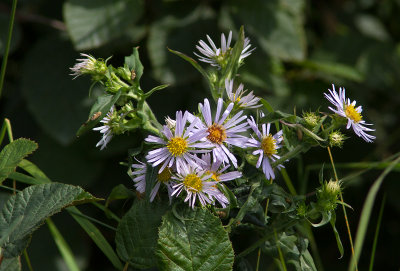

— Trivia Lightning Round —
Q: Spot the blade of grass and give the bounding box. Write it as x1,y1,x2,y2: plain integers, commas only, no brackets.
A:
369,194,386,271
0,0,18,99
67,206,123,270
46,218,80,271
348,155,400,271
274,229,287,271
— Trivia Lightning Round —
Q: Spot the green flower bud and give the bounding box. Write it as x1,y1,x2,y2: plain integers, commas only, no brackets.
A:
316,180,342,211
70,53,107,81
303,111,320,128
329,130,346,148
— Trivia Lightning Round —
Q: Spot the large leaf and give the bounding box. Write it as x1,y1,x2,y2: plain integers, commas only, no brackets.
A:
0,257,21,271
21,37,92,145
63,0,144,50
115,200,168,269
0,183,99,258
0,139,38,184
228,0,306,61
156,207,234,271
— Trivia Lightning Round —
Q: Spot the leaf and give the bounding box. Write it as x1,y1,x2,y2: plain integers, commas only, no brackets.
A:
330,212,344,258
17,159,51,183
0,139,38,184
222,26,245,80
67,206,123,270
63,0,144,50
21,37,93,145
125,47,144,84
299,60,364,82
105,184,135,207
261,110,300,123
115,200,168,269
143,84,170,99
168,48,209,82
76,89,122,136
229,0,306,61
0,256,21,271
156,206,234,271
0,183,99,258
348,155,400,271
309,210,331,228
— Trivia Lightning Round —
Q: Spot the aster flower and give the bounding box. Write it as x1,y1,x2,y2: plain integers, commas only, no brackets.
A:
197,98,249,168
130,160,147,194
171,163,228,208
194,30,255,69
92,106,115,150
247,116,284,180
225,79,261,109
130,160,175,202
200,153,242,183
324,84,375,143
145,111,210,174
70,53,107,80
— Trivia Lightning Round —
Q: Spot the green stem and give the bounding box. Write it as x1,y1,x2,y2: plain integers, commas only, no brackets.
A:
23,249,34,271
67,209,117,231
271,144,306,168
368,194,386,271
0,0,18,99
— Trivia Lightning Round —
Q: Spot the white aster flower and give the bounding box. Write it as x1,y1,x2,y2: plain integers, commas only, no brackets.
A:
247,116,284,180
194,30,255,68
130,160,175,202
145,111,210,174
70,53,97,79
324,84,375,143
92,106,115,150
225,79,261,109
171,163,228,209
197,98,249,168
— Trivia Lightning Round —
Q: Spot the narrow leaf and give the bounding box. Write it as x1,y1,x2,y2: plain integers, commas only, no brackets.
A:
0,183,99,258
0,139,38,184
76,89,121,136
156,206,234,271
105,184,135,207
67,206,123,270
348,155,400,271
330,212,344,258
167,48,209,81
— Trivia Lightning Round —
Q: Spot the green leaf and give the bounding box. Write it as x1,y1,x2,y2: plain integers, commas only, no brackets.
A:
222,26,245,80
0,139,38,184
67,206,123,270
229,0,306,61
0,256,21,271
309,210,331,228
0,183,99,258
63,0,144,50
330,212,344,258
348,155,400,271
168,48,209,82
17,159,51,183
156,206,234,271
105,184,135,207
262,110,300,123
76,89,122,136
125,47,144,84
115,200,168,269
143,84,170,99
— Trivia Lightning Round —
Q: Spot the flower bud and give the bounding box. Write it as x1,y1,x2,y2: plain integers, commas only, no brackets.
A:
329,131,346,148
70,53,107,81
316,180,342,211
303,111,320,128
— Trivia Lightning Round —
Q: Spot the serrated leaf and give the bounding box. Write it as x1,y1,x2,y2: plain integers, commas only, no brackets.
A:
115,200,168,269
63,0,144,50
156,207,234,271
0,139,38,184
0,183,99,258
0,256,21,271
76,89,121,136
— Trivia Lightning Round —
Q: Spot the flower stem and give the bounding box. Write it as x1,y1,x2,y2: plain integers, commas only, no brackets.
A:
0,0,18,100
327,145,358,271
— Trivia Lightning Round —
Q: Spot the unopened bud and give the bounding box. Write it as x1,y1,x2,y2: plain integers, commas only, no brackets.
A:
329,131,345,148
303,111,320,128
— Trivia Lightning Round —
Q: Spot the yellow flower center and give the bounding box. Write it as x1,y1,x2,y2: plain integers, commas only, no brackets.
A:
345,104,362,123
157,167,171,183
207,171,220,182
167,137,188,156
207,124,227,144
183,173,203,192
261,134,277,157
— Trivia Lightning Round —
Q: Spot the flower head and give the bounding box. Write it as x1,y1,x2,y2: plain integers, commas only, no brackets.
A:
92,106,116,150
200,153,242,183
324,84,375,143
130,160,147,194
225,79,261,109
70,53,107,80
194,31,255,69
247,116,285,180
196,98,249,168
171,163,228,208
145,111,210,174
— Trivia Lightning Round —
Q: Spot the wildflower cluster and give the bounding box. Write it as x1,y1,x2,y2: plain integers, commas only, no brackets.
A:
71,27,376,267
